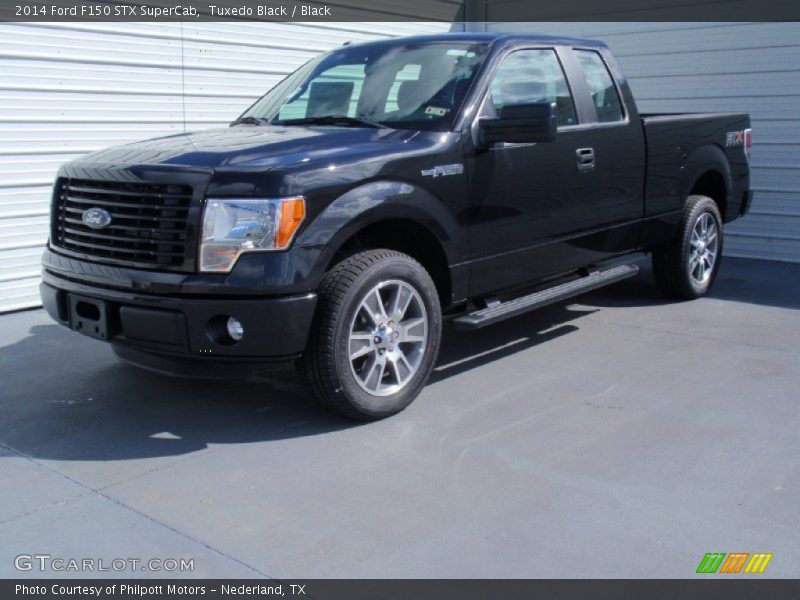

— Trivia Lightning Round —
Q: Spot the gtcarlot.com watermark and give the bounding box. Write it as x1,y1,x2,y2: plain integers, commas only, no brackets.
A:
14,554,194,573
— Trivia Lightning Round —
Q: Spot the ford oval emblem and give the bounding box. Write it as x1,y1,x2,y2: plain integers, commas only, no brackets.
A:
82,207,112,230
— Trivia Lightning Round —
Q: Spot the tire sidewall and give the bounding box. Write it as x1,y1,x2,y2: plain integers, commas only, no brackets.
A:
330,256,442,418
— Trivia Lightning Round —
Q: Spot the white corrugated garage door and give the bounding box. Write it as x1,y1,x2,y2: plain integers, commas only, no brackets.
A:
484,21,800,263
0,19,453,313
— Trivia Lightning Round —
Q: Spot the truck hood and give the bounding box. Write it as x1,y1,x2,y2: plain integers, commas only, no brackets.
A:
69,125,425,172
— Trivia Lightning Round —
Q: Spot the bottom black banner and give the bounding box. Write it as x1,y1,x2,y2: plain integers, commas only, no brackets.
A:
4,579,800,600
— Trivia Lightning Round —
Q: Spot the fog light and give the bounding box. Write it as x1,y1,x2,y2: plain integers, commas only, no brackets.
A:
207,315,244,346
226,317,244,341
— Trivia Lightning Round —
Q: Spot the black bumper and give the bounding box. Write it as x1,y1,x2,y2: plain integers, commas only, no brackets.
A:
40,271,317,367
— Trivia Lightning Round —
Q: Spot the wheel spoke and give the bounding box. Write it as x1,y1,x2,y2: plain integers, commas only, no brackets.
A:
363,289,387,322
375,289,388,319
390,284,413,319
385,354,401,384
357,356,373,384
350,338,373,360
397,351,413,380
399,317,426,343
358,301,379,327
362,356,386,392
388,349,413,384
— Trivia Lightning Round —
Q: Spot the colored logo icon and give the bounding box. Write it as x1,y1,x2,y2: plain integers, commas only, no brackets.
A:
696,552,773,574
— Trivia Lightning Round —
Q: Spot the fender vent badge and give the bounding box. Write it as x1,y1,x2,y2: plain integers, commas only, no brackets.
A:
421,163,464,178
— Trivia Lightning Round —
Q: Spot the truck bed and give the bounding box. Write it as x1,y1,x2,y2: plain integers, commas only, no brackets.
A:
641,111,751,223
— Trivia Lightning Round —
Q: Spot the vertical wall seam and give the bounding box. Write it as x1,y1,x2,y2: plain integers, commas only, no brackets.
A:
180,18,187,132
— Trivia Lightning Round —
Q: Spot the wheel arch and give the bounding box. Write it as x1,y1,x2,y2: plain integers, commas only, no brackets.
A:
297,180,467,307
682,144,732,222
690,169,728,222
333,218,453,307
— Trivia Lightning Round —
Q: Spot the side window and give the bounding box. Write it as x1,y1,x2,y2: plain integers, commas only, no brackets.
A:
488,49,577,127
574,50,624,123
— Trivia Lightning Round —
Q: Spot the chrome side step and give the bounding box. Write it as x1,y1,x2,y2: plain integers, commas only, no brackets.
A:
453,264,639,330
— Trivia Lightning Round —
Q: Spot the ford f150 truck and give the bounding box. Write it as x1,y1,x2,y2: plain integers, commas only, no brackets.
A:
40,33,752,420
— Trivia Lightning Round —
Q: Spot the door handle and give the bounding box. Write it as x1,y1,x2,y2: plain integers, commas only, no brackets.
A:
576,147,595,172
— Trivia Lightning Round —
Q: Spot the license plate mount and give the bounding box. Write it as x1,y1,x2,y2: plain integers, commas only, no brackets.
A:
67,294,111,341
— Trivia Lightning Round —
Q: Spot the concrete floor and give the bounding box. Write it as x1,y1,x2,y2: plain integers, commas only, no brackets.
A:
0,257,798,579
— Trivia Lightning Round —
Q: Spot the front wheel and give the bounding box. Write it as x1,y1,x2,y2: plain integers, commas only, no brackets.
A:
652,194,723,299
300,249,442,420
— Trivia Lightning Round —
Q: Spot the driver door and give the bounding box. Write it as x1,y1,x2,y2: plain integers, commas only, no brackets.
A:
468,47,594,297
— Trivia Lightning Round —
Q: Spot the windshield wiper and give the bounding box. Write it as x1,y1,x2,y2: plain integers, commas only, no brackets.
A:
278,115,388,129
230,116,269,126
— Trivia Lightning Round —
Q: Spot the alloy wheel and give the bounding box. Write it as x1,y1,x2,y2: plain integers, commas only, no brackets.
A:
348,279,428,396
689,212,718,284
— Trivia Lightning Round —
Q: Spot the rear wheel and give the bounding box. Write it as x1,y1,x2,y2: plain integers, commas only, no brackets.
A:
652,194,723,299
300,249,442,420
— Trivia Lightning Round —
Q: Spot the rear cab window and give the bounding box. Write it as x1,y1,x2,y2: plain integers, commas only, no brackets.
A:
574,49,625,123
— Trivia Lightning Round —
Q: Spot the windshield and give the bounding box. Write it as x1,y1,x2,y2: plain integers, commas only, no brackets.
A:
238,41,488,131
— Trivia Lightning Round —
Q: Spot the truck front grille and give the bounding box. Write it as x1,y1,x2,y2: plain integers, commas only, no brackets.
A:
53,178,194,269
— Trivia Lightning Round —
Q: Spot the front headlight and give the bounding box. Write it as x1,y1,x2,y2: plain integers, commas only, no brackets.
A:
200,196,305,272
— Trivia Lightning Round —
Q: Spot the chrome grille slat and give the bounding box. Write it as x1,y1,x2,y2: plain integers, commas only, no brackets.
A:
66,184,191,200
53,178,194,268
61,226,186,247
61,216,188,238
54,237,186,257
62,206,188,223
64,195,190,212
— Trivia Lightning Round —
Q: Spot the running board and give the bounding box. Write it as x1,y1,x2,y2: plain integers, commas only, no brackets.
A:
453,264,639,330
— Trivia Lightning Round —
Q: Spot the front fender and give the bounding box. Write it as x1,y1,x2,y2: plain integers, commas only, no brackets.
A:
295,179,467,289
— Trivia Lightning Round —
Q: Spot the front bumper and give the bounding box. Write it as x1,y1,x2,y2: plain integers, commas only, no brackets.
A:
40,268,317,366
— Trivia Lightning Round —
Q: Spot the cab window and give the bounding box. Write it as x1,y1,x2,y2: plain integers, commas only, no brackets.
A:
488,49,577,127
574,50,625,123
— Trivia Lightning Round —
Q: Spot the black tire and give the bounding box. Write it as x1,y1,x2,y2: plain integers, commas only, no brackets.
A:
652,194,723,299
299,249,442,421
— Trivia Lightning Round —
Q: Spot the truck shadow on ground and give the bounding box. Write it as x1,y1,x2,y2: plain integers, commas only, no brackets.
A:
583,257,800,310
0,256,791,463
0,301,596,463
431,303,593,384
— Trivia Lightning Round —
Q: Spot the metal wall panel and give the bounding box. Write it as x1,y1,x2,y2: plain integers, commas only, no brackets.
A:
0,19,451,312
484,21,800,263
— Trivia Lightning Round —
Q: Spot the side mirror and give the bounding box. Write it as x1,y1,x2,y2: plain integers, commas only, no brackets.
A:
477,102,557,148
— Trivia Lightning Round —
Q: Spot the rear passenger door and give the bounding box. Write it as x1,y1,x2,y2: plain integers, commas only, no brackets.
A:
561,47,646,252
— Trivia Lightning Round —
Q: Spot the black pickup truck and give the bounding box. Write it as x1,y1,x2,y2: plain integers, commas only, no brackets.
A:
41,33,752,420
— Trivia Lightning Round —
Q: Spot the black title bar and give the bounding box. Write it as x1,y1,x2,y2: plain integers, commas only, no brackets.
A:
5,579,800,600
2,0,800,22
